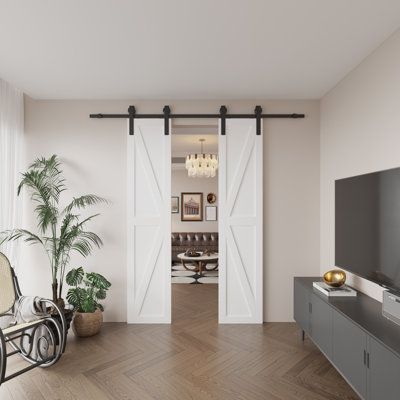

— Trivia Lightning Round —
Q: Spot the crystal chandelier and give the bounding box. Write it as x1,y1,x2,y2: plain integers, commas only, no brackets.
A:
185,139,218,178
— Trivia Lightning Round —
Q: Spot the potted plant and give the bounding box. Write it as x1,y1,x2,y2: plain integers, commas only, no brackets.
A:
0,155,107,332
66,267,111,337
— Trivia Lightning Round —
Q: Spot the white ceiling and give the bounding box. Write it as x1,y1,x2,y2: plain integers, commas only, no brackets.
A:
1,0,400,100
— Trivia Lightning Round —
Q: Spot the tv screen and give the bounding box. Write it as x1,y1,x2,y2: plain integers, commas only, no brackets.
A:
335,167,400,292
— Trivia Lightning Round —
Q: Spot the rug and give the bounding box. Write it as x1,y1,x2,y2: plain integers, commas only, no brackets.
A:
171,262,218,284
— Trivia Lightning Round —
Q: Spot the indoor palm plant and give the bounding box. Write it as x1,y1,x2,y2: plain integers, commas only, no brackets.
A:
66,267,111,337
0,155,107,312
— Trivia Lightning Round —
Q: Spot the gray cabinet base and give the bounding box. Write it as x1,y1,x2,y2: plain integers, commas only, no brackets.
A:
294,277,400,400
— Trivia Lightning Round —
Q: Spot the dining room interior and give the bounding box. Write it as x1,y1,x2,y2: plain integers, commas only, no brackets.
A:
171,126,219,321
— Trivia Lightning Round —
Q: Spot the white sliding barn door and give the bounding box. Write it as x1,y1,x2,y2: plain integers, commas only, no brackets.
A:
127,119,171,323
219,119,263,323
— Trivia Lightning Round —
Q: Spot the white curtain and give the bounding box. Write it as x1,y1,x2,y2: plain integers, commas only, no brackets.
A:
0,78,24,268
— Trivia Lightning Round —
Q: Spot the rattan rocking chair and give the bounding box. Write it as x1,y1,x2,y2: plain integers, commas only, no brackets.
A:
0,252,66,385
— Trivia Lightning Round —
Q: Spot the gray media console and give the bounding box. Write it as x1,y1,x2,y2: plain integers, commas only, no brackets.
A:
294,277,400,400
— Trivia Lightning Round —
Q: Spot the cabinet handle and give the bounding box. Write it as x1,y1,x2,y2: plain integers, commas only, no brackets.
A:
363,350,366,365
367,352,370,369
309,303,312,313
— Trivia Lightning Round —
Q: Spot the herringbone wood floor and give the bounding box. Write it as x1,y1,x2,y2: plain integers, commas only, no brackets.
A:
0,284,359,400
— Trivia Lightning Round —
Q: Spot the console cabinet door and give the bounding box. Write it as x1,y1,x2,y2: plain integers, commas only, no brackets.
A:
294,280,310,335
310,293,333,360
368,337,400,400
333,310,367,399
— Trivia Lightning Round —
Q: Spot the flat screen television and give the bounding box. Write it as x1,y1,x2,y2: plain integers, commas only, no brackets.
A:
335,167,400,293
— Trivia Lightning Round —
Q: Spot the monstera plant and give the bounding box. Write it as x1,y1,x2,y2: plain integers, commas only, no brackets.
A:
66,267,111,337
0,155,107,309
66,267,111,313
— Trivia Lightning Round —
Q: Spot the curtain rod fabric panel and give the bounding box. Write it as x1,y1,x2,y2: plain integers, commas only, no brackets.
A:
0,79,23,269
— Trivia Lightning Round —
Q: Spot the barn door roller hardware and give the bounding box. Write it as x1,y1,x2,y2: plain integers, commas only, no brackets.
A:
90,105,305,135
220,105,227,136
128,105,135,135
163,105,171,135
255,105,262,136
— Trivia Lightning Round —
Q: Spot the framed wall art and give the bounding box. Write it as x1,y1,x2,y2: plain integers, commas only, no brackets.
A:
171,196,179,213
205,206,217,221
181,192,203,221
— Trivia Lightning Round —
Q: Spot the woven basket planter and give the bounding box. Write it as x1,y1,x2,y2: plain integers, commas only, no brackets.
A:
72,308,103,337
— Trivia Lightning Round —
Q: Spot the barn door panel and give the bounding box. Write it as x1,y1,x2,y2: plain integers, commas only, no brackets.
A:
219,119,263,323
127,119,171,323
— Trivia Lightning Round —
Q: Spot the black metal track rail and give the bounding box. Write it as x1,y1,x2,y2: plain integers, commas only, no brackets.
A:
90,105,305,135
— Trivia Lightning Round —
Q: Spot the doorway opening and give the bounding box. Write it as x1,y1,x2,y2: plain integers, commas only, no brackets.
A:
171,126,219,322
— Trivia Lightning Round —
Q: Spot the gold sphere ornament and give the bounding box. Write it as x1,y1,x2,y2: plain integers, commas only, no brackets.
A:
323,269,346,287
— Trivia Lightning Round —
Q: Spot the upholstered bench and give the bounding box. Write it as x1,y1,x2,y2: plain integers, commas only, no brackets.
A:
171,232,218,263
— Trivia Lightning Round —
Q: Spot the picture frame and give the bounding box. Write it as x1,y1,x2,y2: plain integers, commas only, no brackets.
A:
205,206,217,221
171,196,179,214
181,192,203,221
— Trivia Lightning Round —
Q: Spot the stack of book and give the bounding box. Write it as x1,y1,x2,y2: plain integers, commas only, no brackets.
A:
313,281,357,297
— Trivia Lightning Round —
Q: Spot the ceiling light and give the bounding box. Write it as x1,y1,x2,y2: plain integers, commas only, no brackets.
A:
185,139,218,178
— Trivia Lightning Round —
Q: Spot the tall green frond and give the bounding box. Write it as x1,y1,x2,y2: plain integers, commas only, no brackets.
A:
71,239,93,257
20,155,66,203
74,214,101,230
18,170,51,202
62,195,108,215
0,229,43,246
34,203,58,233
29,154,59,170
80,231,103,248
59,213,78,237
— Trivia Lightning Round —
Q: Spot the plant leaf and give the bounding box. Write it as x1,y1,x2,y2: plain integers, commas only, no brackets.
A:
66,267,84,286
96,288,107,300
81,296,96,313
66,287,85,311
0,229,43,246
86,272,111,290
62,194,108,215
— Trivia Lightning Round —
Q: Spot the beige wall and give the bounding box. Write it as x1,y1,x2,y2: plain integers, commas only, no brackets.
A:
171,168,218,232
321,30,400,302
21,99,320,322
